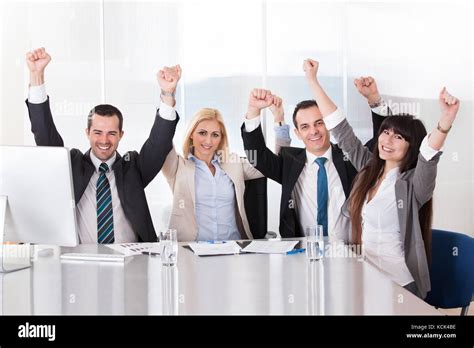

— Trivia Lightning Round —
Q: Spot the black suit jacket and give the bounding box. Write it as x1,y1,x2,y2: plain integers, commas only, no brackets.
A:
241,111,385,238
26,97,179,242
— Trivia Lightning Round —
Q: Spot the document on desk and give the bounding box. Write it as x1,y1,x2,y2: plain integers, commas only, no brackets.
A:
242,240,299,254
187,241,242,256
105,242,160,256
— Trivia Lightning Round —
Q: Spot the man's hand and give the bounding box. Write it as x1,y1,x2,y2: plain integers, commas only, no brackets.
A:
438,87,460,129
157,65,181,93
269,95,284,124
157,64,181,106
303,59,319,84
246,88,274,119
354,76,381,106
26,47,51,86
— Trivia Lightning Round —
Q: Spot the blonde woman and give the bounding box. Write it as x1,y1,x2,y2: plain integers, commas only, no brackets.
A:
161,90,289,242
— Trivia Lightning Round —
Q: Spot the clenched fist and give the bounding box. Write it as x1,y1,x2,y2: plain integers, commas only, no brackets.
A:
26,47,51,86
354,76,381,106
438,87,460,126
269,95,284,124
247,88,274,119
26,47,51,74
157,65,182,93
303,59,319,83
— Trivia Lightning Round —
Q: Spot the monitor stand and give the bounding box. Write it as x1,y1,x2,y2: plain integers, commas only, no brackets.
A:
0,196,31,273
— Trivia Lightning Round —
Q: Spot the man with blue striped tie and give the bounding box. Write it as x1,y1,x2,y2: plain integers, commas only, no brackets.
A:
25,47,181,244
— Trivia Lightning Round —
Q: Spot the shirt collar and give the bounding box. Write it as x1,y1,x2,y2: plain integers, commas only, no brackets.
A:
384,166,400,181
90,151,117,172
305,146,332,165
188,152,220,165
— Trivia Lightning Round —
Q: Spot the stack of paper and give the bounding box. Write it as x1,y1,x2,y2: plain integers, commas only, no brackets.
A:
187,241,242,256
105,242,160,256
242,240,299,254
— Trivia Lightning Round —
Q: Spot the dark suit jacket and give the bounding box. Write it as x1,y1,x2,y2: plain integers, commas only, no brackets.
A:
241,111,384,238
26,97,179,242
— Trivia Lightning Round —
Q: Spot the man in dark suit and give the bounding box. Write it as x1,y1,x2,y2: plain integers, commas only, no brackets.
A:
25,47,180,244
241,62,387,238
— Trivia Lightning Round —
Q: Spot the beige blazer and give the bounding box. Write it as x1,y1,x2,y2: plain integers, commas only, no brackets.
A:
161,147,264,241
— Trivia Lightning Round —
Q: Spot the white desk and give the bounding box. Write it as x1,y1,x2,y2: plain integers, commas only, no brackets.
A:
0,241,441,315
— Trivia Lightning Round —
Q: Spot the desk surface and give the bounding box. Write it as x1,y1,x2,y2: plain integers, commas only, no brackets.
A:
1,241,441,315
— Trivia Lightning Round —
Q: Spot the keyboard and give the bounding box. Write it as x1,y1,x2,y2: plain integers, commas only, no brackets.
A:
60,252,126,262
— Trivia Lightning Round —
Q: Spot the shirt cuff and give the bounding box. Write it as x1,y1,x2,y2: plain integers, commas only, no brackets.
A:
323,107,345,131
158,100,177,121
244,116,261,132
371,99,390,116
28,84,47,104
420,133,442,161
274,124,291,141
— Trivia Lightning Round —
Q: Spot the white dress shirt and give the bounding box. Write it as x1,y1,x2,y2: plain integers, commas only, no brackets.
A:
244,116,346,238
361,167,414,286
28,84,177,243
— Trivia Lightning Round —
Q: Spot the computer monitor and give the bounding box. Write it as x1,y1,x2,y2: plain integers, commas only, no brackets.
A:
0,146,78,255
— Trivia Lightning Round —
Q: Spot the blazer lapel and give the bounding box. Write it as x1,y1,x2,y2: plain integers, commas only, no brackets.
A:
283,150,306,205
220,161,238,186
185,159,196,207
112,152,124,204
395,179,408,245
77,150,96,203
331,144,351,198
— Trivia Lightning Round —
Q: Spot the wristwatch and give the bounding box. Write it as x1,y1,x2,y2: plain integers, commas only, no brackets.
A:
437,122,452,134
161,90,175,98
368,98,383,108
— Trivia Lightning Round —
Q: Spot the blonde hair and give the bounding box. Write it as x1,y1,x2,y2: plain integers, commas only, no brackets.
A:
182,108,229,160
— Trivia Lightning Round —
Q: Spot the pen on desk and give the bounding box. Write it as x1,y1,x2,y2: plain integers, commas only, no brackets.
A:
198,240,227,244
286,248,305,255
142,250,160,256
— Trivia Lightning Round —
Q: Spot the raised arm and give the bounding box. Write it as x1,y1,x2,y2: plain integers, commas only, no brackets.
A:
304,59,372,171
161,145,180,190
138,64,181,186
241,88,285,184
269,94,291,154
354,76,390,150
412,88,460,205
25,47,64,147
429,88,459,151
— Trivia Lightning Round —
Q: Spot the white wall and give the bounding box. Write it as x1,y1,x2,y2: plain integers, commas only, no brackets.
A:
1,0,473,237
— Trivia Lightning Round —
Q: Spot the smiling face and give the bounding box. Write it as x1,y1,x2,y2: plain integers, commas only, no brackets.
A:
86,114,124,161
293,105,331,156
377,128,410,165
191,119,222,160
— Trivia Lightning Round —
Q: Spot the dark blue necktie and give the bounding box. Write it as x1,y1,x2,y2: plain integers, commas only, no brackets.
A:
97,163,115,244
315,157,328,236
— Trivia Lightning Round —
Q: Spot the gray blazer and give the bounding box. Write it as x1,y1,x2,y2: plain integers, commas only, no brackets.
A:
331,118,441,299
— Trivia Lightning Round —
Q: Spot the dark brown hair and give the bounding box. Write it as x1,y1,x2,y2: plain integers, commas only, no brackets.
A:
292,100,319,128
348,115,433,260
87,104,123,132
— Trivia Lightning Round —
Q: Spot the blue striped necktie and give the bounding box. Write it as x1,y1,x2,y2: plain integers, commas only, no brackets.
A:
97,162,114,244
315,157,328,236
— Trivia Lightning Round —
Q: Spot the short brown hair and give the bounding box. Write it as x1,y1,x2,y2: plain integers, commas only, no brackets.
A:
292,100,319,128
87,104,123,131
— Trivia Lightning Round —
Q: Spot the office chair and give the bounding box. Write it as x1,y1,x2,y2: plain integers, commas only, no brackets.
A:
425,229,474,315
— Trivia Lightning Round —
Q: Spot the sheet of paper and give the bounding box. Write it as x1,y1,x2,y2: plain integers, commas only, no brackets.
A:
105,242,160,256
187,241,242,256
242,240,299,254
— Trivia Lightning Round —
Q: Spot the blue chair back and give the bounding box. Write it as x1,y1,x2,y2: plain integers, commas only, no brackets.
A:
425,229,474,310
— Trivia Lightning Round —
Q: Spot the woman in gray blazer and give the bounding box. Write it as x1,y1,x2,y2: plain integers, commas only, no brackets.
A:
303,58,460,299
